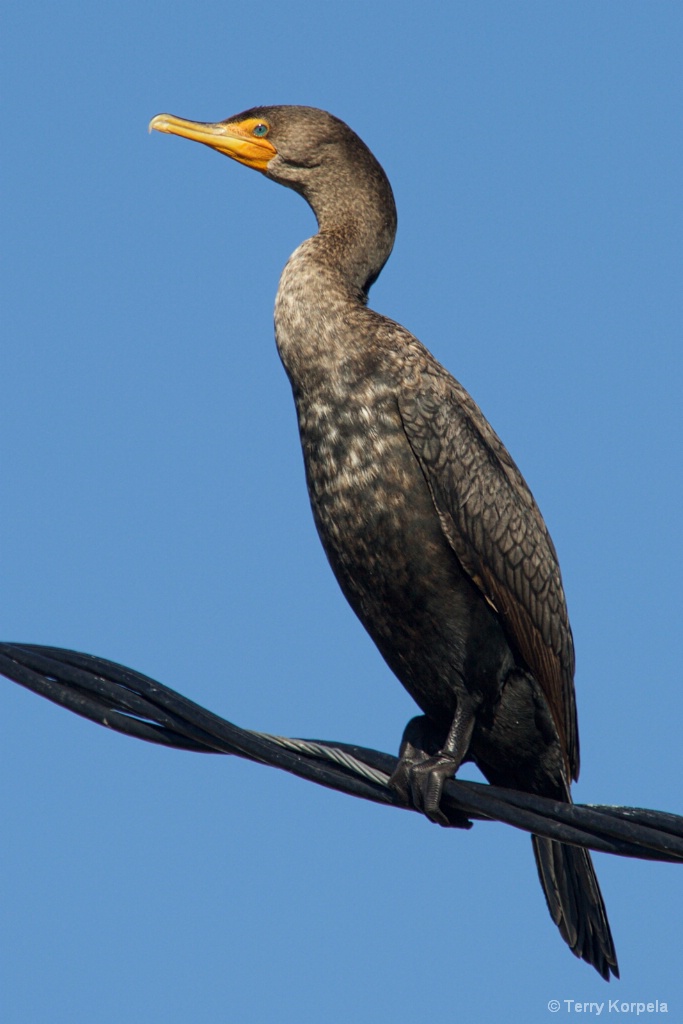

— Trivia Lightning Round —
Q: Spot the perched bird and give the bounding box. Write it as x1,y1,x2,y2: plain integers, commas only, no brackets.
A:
150,105,618,978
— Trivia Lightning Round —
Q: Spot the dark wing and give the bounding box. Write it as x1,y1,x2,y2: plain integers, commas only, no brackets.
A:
398,361,579,779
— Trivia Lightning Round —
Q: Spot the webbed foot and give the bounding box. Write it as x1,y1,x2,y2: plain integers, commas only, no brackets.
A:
389,715,472,828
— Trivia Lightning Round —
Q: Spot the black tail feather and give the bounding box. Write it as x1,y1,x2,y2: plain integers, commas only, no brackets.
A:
532,834,619,980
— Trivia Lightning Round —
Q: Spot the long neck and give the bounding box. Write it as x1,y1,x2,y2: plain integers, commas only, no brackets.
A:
303,153,397,298
274,166,397,387
311,206,396,300
274,234,360,389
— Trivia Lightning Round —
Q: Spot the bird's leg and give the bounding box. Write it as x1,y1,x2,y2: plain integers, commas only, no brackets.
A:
389,700,477,827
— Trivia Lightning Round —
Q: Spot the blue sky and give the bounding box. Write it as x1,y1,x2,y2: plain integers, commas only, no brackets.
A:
2,2,681,1022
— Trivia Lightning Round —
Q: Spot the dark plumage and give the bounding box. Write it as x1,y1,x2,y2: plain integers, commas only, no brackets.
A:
150,105,618,979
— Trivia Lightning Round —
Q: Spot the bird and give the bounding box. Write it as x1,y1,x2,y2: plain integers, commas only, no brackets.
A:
149,105,618,979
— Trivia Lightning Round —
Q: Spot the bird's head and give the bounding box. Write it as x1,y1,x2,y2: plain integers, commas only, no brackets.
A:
150,105,369,176
149,104,397,292
149,105,395,232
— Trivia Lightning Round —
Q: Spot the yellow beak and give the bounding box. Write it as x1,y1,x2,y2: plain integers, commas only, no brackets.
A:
149,113,277,171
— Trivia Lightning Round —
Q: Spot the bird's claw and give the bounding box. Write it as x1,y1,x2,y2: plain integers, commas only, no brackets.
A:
389,748,464,827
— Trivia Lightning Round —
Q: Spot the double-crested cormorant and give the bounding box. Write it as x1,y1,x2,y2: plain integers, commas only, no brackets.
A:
150,106,618,979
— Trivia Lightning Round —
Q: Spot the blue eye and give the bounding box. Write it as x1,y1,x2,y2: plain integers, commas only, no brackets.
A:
253,123,269,137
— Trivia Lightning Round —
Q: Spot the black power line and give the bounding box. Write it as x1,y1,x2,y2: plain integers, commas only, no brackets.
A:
2,641,682,863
